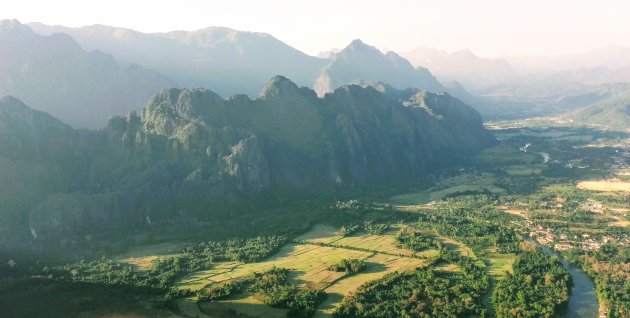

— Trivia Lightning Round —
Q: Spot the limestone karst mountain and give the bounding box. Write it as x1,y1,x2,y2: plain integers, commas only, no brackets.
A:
0,76,495,248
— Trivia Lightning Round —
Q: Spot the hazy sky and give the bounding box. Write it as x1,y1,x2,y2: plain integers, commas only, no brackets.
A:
2,0,629,57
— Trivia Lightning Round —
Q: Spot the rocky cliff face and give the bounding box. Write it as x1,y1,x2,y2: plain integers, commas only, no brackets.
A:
0,77,495,248
109,76,494,190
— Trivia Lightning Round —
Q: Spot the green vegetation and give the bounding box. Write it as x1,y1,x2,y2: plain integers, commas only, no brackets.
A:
564,244,630,318
2,125,628,317
337,224,360,237
196,267,326,317
42,256,207,292
363,221,389,235
196,279,247,301
248,267,325,317
327,259,366,274
183,235,288,263
396,228,442,252
335,251,488,318
493,250,571,318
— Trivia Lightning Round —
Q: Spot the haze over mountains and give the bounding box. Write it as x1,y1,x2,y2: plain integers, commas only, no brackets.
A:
29,22,326,98
2,18,629,129
0,20,175,128
14,20,457,127
313,39,445,96
0,77,494,249
29,22,451,98
401,47,516,91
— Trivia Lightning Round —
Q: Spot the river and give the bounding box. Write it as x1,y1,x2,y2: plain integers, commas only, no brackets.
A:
537,244,600,317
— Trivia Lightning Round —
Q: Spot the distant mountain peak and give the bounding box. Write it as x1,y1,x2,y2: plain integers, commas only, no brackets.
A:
451,48,476,58
257,75,302,99
0,19,36,36
314,39,445,96
0,95,28,110
343,39,379,53
0,19,27,30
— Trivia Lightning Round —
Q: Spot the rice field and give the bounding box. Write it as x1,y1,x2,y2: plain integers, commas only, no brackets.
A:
486,252,514,278
314,253,427,317
577,180,630,192
176,243,373,291
176,224,433,317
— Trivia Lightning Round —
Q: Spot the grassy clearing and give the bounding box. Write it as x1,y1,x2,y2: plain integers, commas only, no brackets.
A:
473,146,538,166
486,252,514,279
329,226,421,257
505,165,543,176
437,236,475,258
314,253,427,317
389,174,505,205
114,242,186,270
176,225,431,317
200,292,288,318
482,250,515,314
497,206,528,218
298,224,439,258
608,214,630,227
577,180,630,192
434,263,460,272
294,224,340,244
176,298,209,318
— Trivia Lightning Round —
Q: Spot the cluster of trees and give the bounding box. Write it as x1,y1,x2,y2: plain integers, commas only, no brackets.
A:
363,221,389,235
334,260,488,317
564,244,629,318
335,221,390,237
249,267,325,317
41,256,201,292
183,235,287,263
418,196,520,256
196,279,247,302
197,267,326,317
327,258,366,274
337,224,360,237
396,228,442,252
493,250,571,318
38,235,289,304
437,249,489,288
333,244,488,318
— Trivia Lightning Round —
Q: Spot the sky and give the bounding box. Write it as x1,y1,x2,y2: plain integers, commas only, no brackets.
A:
2,0,630,57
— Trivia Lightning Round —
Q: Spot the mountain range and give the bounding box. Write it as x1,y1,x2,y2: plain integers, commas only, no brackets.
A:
566,83,630,130
314,40,445,96
401,47,516,91
0,19,175,128
0,77,495,251
23,21,472,127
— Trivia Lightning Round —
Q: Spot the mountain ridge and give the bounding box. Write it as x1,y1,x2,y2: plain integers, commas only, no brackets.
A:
0,76,495,249
0,20,176,128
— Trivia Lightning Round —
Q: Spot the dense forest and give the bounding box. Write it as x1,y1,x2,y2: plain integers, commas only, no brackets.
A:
335,250,488,317
493,250,571,318
564,244,630,318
